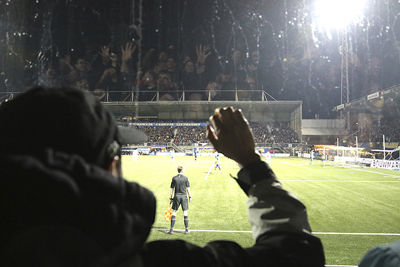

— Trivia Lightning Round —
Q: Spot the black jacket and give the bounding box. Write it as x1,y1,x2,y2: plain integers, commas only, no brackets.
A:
0,149,155,266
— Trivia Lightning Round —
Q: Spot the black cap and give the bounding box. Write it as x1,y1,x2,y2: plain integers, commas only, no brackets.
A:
0,87,147,168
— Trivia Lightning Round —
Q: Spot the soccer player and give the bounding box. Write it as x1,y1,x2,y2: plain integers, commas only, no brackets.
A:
132,149,139,161
193,148,198,161
264,150,272,164
168,166,191,234
214,152,222,173
310,149,314,164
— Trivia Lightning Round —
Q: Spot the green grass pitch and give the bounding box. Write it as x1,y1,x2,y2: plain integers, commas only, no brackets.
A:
121,155,400,266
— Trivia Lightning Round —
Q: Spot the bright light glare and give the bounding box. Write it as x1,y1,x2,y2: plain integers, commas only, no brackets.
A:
314,0,367,31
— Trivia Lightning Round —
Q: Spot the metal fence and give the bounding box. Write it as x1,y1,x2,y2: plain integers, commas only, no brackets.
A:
1,89,274,103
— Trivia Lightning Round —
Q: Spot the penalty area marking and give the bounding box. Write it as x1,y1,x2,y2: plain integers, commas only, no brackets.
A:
152,227,400,236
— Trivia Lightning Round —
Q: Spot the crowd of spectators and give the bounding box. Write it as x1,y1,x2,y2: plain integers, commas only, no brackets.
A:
21,37,400,122
132,125,207,145
354,97,400,143
359,123,400,143
118,119,300,145
252,122,299,144
32,42,266,102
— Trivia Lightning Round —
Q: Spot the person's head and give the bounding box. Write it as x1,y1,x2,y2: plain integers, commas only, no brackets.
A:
183,59,195,73
45,65,58,80
110,52,118,67
0,86,146,176
246,76,256,90
157,72,172,88
142,71,156,87
218,72,231,83
166,57,176,72
158,51,168,62
74,58,90,72
75,79,90,91
177,166,184,173
206,81,220,98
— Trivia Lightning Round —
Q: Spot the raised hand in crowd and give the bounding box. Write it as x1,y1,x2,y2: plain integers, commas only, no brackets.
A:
99,46,112,66
195,44,211,74
196,44,211,65
121,42,136,73
121,42,136,62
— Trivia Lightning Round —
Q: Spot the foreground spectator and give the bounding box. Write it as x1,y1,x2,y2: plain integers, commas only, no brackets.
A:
0,87,324,266
359,240,400,267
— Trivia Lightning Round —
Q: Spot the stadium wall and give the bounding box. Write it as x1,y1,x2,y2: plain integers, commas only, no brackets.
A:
302,119,347,145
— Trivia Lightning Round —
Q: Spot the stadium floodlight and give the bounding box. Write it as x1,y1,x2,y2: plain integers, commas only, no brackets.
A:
313,0,367,31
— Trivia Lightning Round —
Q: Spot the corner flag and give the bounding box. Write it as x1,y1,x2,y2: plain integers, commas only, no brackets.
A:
164,205,173,222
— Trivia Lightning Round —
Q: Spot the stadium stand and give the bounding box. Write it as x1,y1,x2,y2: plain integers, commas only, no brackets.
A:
116,118,300,146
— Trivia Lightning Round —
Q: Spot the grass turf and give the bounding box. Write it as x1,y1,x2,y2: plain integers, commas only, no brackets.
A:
122,155,400,266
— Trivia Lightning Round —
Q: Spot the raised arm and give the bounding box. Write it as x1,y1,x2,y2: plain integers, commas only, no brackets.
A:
206,107,324,263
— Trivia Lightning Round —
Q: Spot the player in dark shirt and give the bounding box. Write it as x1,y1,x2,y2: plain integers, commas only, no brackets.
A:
193,148,198,161
168,166,191,234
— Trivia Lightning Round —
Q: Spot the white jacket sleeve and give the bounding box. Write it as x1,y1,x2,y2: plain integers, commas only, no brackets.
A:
236,160,312,240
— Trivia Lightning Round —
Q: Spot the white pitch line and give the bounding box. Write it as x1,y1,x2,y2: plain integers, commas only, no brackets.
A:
280,161,400,178
203,161,231,181
153,228,251,233
152,228,400,236
314,232,400,236
203,161,215,180
151,228,394,267
282,180,400,183
346,167,400,178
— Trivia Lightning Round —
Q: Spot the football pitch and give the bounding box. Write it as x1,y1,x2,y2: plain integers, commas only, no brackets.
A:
122,155,400,266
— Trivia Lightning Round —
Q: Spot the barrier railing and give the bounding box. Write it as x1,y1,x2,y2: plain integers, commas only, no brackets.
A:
0,89,272,103
94,89,271,102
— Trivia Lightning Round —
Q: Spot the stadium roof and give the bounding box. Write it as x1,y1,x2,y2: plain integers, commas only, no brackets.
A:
333,84,400,112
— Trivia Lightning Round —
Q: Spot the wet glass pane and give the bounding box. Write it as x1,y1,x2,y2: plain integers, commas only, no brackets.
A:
0,0,399,125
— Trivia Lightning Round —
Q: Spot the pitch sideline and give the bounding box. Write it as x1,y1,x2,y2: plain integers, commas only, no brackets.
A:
151,227,400,236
